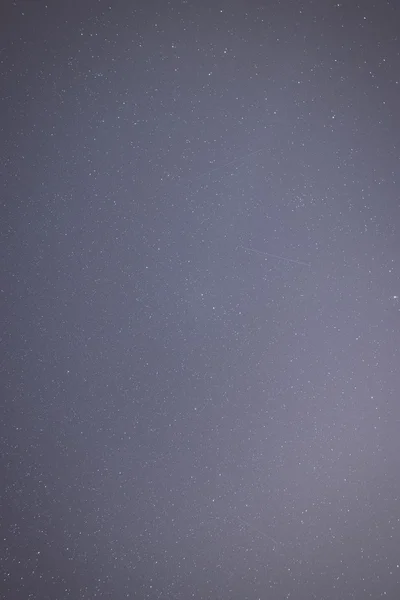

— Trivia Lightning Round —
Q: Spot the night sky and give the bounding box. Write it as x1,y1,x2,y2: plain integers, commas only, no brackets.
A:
2,0,400,598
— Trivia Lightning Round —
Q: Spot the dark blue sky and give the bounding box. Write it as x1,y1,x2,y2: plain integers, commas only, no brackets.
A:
2,1,400,598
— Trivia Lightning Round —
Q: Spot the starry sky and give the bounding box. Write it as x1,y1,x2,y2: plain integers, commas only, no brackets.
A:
2,0,400,598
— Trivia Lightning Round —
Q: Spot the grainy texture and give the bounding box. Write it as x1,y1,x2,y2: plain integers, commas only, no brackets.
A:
1,1,400,598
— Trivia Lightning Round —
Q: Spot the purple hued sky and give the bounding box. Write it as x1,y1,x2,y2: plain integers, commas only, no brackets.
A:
2,1,400,598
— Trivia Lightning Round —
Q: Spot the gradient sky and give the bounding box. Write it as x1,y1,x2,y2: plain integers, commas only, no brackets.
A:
2,1,400,599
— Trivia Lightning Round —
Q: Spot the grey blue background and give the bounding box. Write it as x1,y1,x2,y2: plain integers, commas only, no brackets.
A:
2,0,400,598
